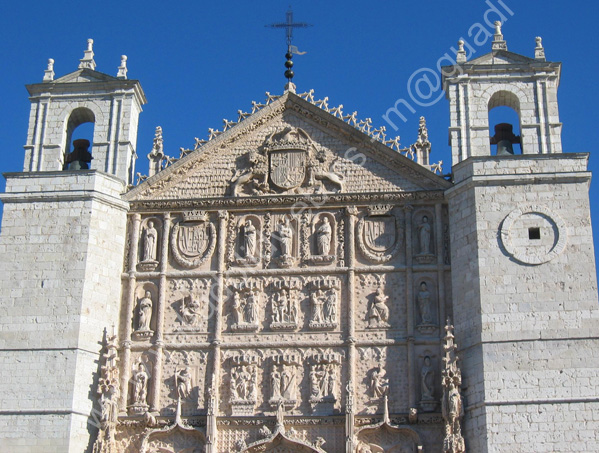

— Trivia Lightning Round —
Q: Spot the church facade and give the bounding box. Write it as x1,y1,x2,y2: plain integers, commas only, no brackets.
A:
1,26,598,453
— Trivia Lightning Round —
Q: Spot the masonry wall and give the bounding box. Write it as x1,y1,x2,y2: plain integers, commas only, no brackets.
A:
0,171,128,453
447,153,599,452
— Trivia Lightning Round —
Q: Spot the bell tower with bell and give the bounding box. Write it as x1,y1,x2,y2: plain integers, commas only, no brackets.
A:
0,40,145,452
443,23,599,452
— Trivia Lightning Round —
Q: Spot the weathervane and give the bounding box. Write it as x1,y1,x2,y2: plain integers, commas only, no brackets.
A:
266,7,312,83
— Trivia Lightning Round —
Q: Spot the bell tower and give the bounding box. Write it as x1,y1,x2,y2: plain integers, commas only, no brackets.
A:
0,40,145,452
443,24,599,452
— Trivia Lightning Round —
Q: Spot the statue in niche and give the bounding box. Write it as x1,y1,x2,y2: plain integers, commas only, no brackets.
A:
180,295,202,326
281,368,296,400
244,292,258,324
232,293,243,325
141,221,158,263
99,386,119,425
176,367,192,400
271,368,282,399
132,361,149,406
421,356,435,401
324,290,337,323
273,290,288,323
368,288,390,328
417,282,433,325
137,291,153,332
310,364,336,400
417,215,432,255
370,367,389,399
277,218,293,257
316,216,332,256
242,219,257,258
311,291,325,324
231,365,256,401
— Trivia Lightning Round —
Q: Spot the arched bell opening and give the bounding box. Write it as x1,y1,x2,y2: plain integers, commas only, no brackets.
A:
488,91,522,156
64,107,95,170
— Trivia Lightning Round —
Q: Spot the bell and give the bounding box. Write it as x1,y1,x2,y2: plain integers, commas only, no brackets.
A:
490,123,520,155
496,139,514,155
65,138,93,170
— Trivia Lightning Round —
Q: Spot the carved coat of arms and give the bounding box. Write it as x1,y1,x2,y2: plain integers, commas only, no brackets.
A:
363,216,396,252
269,149,307,190
170,211,216,268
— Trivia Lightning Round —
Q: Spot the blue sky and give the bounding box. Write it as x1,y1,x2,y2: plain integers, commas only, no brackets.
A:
1,0,598,274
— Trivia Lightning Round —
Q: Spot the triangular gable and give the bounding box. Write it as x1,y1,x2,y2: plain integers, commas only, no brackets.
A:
125,91,450,205
53,68,121,83
467,49,536,66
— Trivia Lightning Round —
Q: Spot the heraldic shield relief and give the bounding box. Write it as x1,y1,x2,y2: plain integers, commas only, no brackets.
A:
170,210,216,268
269,149,307,190
363,216,396,252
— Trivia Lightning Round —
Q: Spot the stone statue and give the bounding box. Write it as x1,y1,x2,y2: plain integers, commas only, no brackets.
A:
418,215,432,255
323,290,337,323
368,288,389,327
311,291,325,323
271,368,282,399
137,291,153,331
232,293,243,325
371,367,389,398
310,364,336,399
421,356,434,400
244,293,258,324
281,368,295,400
277,218,293,257
316,217,332,255
142,221,158,262
133,362,149,405
242,219,257,258
417,282,433,324
176,367,192,400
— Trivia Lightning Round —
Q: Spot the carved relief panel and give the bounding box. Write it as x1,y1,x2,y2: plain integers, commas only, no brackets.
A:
308,351,342,414
228,279,264,332
307,278,340,331
269,278,301,331
166,278,213,333
356,274,407,334
160,350,209,416
225,353,262,416
268,353,302,409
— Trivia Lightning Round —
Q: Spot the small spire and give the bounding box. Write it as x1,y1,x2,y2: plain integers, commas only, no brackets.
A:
78,38,97,70
535,36,546,61
117,55,128,79
43,58,55,82
284,81,296,93
491,21,507,51
383,394,390,424
456,40,467,63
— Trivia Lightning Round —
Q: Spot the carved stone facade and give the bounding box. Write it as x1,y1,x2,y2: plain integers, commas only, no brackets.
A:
1,28,599,453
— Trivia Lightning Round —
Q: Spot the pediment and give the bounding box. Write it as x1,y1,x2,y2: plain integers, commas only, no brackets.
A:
467,49,536,66
125,92,450,207
53,68,121,83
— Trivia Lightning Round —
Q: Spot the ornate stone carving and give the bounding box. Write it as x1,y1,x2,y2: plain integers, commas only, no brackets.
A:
232,216,261,267
138,219,159,271
229,354,260,416
370,367,389,399
92,333,120,453
129,358,150,415
304,213,336,265
308,278,340,330
269,354,301,409
175,367,192,400
270,279,300,331
442,321,465,453
415,214,436,264
231,280,263,332
229,126,343,197
416,281,437,334
357,213,402,264
170,211,216,268
309,352,341,413
367,288,390,329
169,278,211,332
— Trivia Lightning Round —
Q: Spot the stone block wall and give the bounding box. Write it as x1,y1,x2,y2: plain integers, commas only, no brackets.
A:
0,170,129,452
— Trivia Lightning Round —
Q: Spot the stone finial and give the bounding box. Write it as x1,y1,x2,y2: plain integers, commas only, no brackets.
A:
78,38,97,70
43,58,55,82
284,81,297,94
491,21,507,51
456,40,467,63
535,36,546,61
117,55,128,79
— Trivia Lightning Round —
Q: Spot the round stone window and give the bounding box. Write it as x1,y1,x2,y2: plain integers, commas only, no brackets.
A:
499,205,567,265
